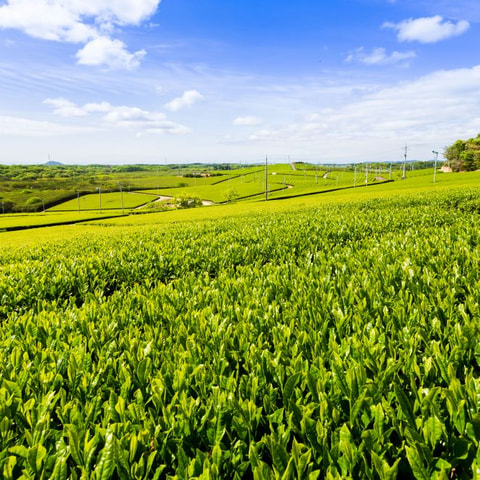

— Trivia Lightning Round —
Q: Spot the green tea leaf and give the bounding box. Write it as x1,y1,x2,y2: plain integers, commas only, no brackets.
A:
406,445,429,480
94,431,115,480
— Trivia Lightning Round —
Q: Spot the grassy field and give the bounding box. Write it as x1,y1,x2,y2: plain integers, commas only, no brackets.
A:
0,169,475,238
1,162,439,214
48,191,158,212
3,169,480,477
2,172,480,478
140,174,279,203
0,212,126,231
138,168,389,204
74,170,479,229
0,164,231,212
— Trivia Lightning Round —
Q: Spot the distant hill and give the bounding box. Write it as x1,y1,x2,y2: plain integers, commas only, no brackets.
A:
45,161,63,166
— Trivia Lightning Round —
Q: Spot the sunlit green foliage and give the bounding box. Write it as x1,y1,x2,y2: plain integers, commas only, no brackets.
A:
444,133,480,171
0,164,229,213
1,162,437,213
2,187,480,478
0,212,123,231
48,192,157,212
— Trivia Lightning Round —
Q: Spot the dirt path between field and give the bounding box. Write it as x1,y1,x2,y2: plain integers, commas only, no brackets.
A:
136,196,215,209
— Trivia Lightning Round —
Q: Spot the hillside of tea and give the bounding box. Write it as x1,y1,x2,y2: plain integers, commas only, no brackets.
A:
0,162,404,214
2,178,480,478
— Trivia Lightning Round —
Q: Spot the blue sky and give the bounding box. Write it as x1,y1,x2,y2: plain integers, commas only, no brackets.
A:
0,0,479,164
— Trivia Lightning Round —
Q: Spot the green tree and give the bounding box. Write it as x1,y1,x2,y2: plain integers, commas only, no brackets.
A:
465,134,480,171
173,194,202,209
226,188,239,202
444,139,466,171
444,133,480,171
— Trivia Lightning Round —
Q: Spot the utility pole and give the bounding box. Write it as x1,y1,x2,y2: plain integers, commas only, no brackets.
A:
402,145,408,179
96,187,102,213
432,150,438,183
389,163,392,180
119,183,124,214
264,155,268,201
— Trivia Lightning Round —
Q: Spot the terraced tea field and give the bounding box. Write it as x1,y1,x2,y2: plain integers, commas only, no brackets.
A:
48,192,158,212
2,171,480,478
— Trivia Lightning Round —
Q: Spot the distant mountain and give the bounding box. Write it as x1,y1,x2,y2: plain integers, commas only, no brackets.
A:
45,161,63,166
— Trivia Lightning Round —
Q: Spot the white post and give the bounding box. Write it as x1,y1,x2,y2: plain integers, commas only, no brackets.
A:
96,187,102,213
432,150,438,183
119,184,124,214
265,155,268,201
402,145,408,179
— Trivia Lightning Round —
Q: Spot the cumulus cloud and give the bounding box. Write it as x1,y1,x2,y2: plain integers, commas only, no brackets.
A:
76,37,145,70
165,90,204,112
383,15,470,43
44,97,190,135
345,47,416,66
0,0,160,68
233,116,262,126
103,105,165,126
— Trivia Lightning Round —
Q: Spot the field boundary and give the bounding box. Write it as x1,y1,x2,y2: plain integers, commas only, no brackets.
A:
0,214,128,232
266,179,394,201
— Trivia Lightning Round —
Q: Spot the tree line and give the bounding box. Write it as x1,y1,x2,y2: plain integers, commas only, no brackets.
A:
444,133,480,171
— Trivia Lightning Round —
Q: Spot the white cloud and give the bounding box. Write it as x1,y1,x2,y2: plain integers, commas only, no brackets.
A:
83,101,112,113
383,15,470,43
0,115,92,136
0,0,160,68
0,1,96,43
0,0,160,40
44,97,190,135
345,47,416,65
248,65,480,160
346,47,416,66
103,106,164,126
138,123,191,136
233,116,262,126
76,37,146,70
43,97,88,117
165,90,204,112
